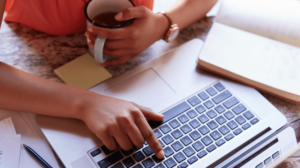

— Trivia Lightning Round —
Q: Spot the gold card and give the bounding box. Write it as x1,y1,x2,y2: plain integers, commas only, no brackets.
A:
54,53,112,90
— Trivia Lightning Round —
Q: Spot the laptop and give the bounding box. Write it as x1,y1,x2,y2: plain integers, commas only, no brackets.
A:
36,39,297,168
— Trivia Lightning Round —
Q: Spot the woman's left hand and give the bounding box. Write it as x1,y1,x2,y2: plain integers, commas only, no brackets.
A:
85,6,169,66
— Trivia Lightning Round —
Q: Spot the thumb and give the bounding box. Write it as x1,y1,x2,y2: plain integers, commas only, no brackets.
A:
115,6,150,21
132,102,164,121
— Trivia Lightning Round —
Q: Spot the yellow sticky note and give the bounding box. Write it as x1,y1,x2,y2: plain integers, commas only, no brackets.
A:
54,53,112,89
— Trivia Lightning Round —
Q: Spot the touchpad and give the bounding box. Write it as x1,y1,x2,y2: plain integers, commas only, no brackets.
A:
104,68,175,107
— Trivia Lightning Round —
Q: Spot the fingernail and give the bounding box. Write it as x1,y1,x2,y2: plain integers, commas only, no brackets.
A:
88,27,93,33
157,150,165,159
115,12,123,20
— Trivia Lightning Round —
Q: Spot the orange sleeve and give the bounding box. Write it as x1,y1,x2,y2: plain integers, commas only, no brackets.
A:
5,0,153,36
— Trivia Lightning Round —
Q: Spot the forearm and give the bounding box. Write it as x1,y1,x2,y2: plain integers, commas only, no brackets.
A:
0,0,6,27
0,62,95,119
166,0,217,30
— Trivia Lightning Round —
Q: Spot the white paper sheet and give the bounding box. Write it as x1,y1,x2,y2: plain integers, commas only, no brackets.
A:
0,109,59,168
0,135,21,168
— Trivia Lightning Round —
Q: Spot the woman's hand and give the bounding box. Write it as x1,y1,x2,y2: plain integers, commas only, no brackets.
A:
85,6,169,66
78,94,165,159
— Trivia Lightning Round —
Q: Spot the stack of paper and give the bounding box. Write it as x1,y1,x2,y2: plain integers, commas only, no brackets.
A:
0,117,21,168
0,109,60,168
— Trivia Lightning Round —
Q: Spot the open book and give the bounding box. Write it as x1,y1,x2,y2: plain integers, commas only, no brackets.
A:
198,0,300,103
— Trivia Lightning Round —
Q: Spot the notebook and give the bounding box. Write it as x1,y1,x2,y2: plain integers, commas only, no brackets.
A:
198,0,300,103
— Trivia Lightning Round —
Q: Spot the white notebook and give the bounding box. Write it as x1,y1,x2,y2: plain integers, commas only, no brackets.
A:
198,0,300,103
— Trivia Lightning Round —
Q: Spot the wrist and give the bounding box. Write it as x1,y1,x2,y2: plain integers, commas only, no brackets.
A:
155,13,170,40
71,91,98,121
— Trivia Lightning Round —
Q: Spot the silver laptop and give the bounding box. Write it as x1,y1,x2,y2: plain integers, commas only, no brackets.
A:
36,39,297,168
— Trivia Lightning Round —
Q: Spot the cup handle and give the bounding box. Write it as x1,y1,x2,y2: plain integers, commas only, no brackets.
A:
94,36,106,63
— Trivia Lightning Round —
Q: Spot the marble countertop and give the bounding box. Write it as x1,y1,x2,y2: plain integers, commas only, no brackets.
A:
1,14,300,167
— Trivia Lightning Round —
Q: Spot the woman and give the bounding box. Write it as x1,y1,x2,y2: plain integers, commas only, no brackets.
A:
0,0,216,159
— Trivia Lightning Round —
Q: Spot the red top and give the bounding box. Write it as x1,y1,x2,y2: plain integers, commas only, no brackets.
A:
4,0,153,35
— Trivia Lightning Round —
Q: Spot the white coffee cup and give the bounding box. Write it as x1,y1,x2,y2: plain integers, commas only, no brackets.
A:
85,0,134,63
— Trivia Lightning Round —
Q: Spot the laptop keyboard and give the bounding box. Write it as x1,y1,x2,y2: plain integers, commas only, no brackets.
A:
89,82,260,168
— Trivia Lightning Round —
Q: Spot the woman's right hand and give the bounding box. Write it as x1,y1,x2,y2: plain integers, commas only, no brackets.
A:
77,93,165,159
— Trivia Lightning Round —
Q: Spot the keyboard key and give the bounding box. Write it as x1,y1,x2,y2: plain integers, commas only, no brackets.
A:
216,116,227,125
181,136,193,146
216,139,226,147
198,91,209,101
198,125,210,135
264,157,272,165
162,135,174,145
215,105,226,114
256,163,263,168
152,155,164,163
192,141,204,151
189,119,201,129
197,150,207,158
171,129,183,139
206,109,218,119
164,158,177,168
133,151,145,162
201,136,213,146
225,133,234,141
227,120,238,130
98,151,124,168
232,104,247,115
169,119,181,129
207,120,219,130
214,82,225,92
210,130,222,140
143,146,153,156
111,163,124,168
178,114,190,124
154,163,166,168
160,125,172,134
154,129,163,138
242,123,251,130
133,145,143,150
235,116,246,125
90,148,101,157
207,144,217,152
272,151,280,159
123,156,135,168
142,158,155,168
250,118,259,125
243,111,254,120
187,156,198,164
187,110,198,119
171,141,184,151
133,164,143,168
121,149,134,156
180,124,192,134
206,87,217,96
101,145,114,155
198,114,209,124
178,162,188,168
195,105,206,114
224,111,235,120
164,146,175,157
187,96,201,107
212,90,232,104
183,146,195,157
233,128,243,135
190,130,202,140
148,102,191,128
159,140,165,148
174,152,186,163
219,126,230,136
223,97,239,109
204,100,214,109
